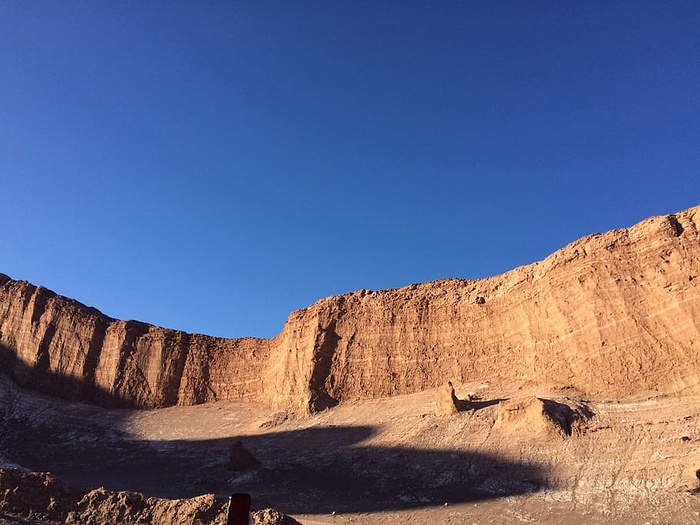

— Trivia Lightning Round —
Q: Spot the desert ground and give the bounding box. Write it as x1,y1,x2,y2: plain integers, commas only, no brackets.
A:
2,372,700,524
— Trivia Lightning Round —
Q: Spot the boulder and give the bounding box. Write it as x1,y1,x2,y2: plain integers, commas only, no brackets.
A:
229,441,257,471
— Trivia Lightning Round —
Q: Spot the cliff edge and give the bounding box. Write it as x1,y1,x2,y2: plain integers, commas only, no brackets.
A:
1,206,699,412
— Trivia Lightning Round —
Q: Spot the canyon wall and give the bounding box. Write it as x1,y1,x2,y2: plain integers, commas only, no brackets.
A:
1,206,699,412
0,278,272,408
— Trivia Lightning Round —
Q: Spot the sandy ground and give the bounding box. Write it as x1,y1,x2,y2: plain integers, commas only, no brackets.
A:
2,374,700,524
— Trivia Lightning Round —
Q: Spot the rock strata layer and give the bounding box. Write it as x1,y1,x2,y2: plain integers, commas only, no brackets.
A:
1,206,699,412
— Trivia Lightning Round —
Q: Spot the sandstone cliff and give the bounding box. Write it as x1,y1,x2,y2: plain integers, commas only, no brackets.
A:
1,206,699,412
0,278,272,408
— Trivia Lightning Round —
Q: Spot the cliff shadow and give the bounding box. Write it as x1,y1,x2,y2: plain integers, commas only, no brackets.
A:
0,344,130,408
228,427,549,514
5,422,550,514
0,355,550,514
0,385,550,515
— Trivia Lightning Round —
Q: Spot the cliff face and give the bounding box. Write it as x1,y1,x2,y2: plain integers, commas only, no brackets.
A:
0,278,271,408
1,206,699,412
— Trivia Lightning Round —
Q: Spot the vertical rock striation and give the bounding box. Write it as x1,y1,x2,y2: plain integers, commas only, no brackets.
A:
0,276,271,408
1,206,700,412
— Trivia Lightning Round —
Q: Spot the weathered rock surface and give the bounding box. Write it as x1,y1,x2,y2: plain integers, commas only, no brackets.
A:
0,279,272,409
435,382,459,416
0,466,303,525
1,206,699,412
0,468,225,525
494,396,594,439
251,508,301,525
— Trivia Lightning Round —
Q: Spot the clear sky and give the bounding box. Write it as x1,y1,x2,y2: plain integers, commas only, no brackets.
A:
1,2,698,339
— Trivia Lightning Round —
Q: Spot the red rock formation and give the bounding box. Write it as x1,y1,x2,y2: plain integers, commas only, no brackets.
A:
1,206,699,412
0,276,271,408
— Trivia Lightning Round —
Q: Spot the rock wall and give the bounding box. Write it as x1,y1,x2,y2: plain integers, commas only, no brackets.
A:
1,206,699,412
0,277,272,408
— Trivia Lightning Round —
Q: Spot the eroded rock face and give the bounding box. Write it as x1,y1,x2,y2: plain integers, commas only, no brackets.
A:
0,468,225,525
266,207,700,409
0,467,304,525
0,279,272,409
494,397,594,439
1,206,700,412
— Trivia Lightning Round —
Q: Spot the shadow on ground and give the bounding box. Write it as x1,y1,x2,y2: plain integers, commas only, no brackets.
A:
0,358,550,515
457,398,507,411
231,426,548,513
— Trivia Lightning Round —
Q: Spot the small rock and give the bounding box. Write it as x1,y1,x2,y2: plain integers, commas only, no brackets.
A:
251,508,302,525
229,441,257,471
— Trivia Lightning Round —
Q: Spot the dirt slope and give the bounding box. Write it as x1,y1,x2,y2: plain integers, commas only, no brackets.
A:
1,206,699,413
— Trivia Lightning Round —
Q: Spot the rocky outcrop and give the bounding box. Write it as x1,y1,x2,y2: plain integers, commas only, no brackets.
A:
0,468,225,525
1,206,700,412
435,382,459,416
494,397,594,439
0,467,300,525
251,509,302,525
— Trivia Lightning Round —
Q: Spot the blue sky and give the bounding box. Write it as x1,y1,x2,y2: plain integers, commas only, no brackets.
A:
1,2,698,338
